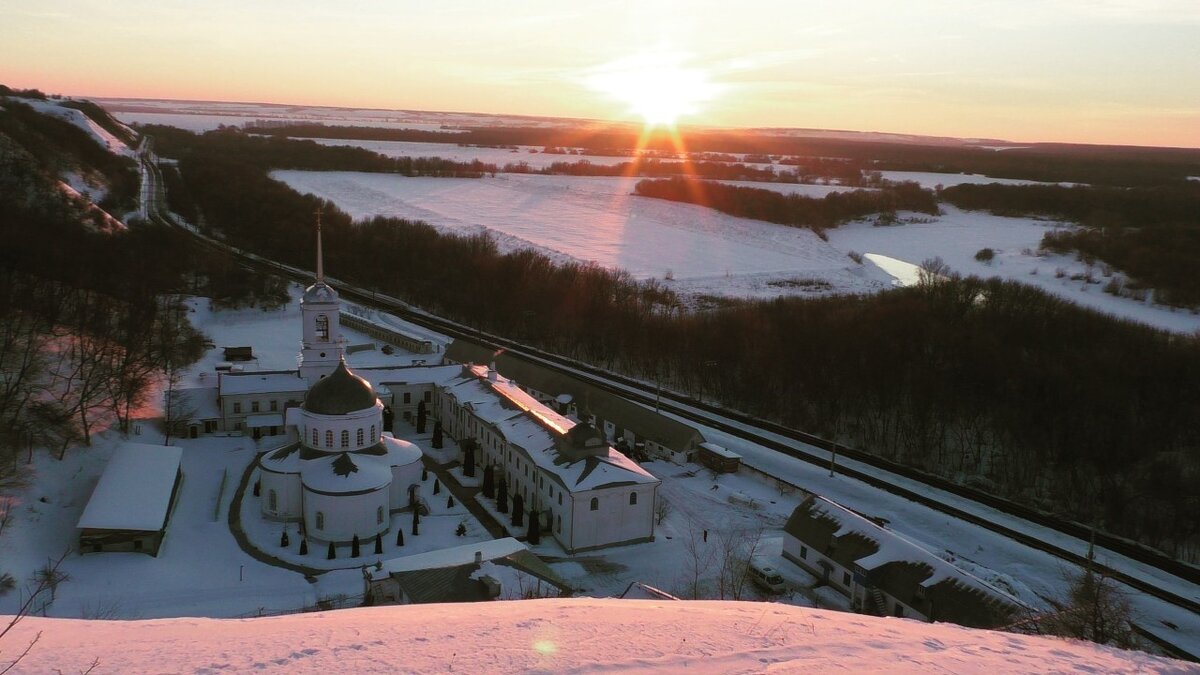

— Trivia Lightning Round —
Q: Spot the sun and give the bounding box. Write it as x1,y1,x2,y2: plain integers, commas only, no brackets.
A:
586,51,720,128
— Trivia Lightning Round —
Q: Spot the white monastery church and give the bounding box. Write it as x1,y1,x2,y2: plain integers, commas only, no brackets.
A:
181,221,660,550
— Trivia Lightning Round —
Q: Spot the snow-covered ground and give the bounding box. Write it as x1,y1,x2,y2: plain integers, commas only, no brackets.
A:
22,99,135,158
273,170,1200,332
6,599,1187,673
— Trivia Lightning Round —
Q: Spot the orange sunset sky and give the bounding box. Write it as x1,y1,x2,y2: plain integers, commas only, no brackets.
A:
2,0,1198,147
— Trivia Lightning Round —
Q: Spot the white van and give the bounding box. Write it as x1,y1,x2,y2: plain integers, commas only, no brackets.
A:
749,562,786,594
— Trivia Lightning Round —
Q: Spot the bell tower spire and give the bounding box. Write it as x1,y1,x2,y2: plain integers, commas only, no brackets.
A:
299,206,343,383
315,205,324,284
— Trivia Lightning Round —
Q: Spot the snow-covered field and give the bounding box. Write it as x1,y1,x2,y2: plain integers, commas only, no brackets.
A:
273,170,1200,333
8,599,1187,674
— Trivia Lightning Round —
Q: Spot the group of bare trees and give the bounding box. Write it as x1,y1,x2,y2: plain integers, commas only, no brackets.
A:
0,274,204,478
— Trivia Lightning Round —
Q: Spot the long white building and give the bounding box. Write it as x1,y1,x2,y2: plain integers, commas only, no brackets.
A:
439,363,660,553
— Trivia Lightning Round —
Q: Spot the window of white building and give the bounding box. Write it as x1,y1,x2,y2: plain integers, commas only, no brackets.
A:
341,430,349,448
357,428,364,446
315,315,329,341
316,512,325,530
590,497,599,511
377,506,384,524
325,430,333,448
629,492,637,506
268,490,277,511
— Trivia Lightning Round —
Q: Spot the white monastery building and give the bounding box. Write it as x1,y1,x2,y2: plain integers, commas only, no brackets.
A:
229,219,659,551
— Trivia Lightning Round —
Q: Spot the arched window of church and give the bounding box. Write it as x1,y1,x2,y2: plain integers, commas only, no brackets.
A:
316,512,325,530
311,428,318,446
315,314,329,341
590,497,599,512
370,425,376,442
629,492,637,506
325,430,333,448
376,506,384,524
357,428,364,446
268,490,277,511
341,430,350,448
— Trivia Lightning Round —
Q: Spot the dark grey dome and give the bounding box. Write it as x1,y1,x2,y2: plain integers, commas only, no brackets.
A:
303,361,377,415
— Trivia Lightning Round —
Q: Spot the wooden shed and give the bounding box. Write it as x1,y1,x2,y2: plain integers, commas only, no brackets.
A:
77,443,183,556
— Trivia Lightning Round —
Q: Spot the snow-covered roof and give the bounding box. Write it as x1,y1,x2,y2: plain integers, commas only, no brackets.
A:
699,442,741,459
169,386,220,421
219,371,307,396
786,495,1023,608
382,436,422,467
355,364,464,389
301,451,391,494
370,537,529,581
77,443,183,532
446,368,658,491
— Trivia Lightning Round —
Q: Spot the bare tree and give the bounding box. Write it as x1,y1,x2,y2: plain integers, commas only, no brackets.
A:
679,518,715,599
0,550,70,674
715,524,764,600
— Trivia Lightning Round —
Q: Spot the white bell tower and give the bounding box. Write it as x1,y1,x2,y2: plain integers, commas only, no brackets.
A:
299,208,344,383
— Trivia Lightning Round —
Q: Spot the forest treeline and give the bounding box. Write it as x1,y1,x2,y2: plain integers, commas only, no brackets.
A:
155,127,1200,561
634,176,938,232
244,121,1200,186
505,157,865,185
144,125,497,177
942,183,1200,307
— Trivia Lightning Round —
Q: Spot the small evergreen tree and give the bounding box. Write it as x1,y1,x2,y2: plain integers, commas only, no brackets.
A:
396,529,404,547
416,400,427,434
497,476,509,514
527,508,541,545
447,494,454,508
412,506,420,536
482,463,495,499
432,420,443,449
374,533,383,555
422,467,429,481
327,541,336,560
351,534,361,558
433,478,441,495
299,538,308,555
512,493,524,527
464,445,475,478
253,480,261,497
280,529,289,548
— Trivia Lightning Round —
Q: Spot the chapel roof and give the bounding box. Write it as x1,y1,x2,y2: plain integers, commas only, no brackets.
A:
303,360,378,415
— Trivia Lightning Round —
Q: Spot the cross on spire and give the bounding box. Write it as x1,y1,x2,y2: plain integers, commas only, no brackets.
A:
315,205,324,283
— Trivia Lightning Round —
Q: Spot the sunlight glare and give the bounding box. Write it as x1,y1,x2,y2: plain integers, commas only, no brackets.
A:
586,51,721,127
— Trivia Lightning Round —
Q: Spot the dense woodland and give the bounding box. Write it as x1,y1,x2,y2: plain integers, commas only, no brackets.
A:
635,176,938,232
152,128,1200,561
942,183,1200,307
0,102,282,491
246,121,1200,186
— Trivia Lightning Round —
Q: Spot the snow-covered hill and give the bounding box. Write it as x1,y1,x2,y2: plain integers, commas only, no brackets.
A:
4,598,1186,673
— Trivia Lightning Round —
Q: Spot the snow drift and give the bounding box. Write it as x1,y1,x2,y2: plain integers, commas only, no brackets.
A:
4,598,1185,673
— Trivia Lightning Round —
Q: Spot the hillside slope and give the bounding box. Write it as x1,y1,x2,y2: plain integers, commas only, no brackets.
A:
3,599,1187,673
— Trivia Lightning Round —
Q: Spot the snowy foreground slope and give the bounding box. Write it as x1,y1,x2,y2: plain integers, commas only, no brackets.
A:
6,599,1188,674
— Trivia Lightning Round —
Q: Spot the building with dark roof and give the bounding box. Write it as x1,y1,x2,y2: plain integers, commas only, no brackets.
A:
782,494,1025,628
